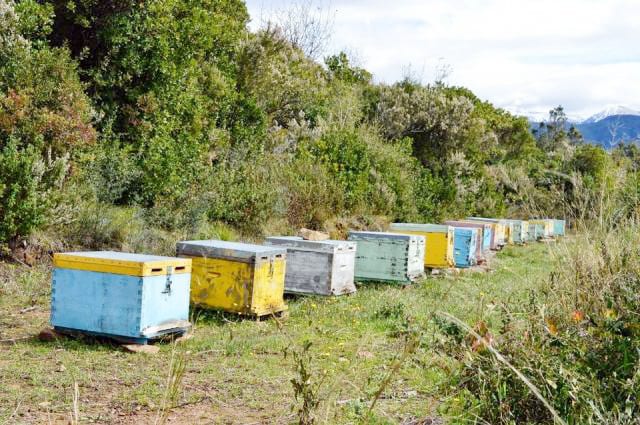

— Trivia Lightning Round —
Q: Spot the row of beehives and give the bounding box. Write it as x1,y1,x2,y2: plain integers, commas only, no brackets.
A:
49,218,565,344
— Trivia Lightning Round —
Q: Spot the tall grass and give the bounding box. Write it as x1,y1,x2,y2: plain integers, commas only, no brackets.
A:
436,212,640,424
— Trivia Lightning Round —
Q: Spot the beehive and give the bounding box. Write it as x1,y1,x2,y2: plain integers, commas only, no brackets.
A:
527,223,545,241
348,231,425,283
51,251,192,344
504,220,528,244
264,237,356,296
176,240,287,317
529,219,554,238
464,218,507,248
443,221,489,261
452,227,479,268
389,223,454,268
553,219,566,236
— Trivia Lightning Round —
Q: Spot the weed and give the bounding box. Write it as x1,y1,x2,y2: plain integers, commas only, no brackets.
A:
286,340,327,425
155,344,188,425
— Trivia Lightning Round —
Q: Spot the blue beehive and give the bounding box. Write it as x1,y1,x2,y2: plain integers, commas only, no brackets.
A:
51,251,192,344
553,219,566,236
452,227,478,268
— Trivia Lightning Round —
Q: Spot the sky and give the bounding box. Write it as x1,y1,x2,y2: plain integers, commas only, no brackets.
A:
245,0,640,121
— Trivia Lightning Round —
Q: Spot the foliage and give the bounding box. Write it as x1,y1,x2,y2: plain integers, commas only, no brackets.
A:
0,0,93,243
437,221,640,424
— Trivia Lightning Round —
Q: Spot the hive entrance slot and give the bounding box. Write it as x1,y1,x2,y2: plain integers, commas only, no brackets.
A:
261,256,269,260
151,268,163,272
175,266,186,271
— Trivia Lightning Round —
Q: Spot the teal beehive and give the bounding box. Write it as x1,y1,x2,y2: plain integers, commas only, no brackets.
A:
452,227,478,268
51,251,192,344
553,219,566,236
504,220,527,244
527,223,544,241
348,231,425,284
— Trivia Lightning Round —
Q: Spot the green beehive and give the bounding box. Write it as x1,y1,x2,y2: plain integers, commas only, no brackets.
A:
348,231,425,284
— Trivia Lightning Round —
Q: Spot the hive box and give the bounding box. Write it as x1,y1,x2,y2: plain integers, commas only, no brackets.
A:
463,219,507,249
51,251,192,344
389,223,455,268
527,223,545,241
529,219,554,238
264,237,356,296
444,220,490,259
553,219,566,236
452,227,479,268
504,220,528,244
348,231,425,283
176,240,287,317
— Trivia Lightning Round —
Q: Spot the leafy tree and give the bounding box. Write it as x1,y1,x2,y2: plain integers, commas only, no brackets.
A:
0,0,94,242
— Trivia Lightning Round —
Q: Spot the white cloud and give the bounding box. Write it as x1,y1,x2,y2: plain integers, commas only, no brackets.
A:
245,0,640,118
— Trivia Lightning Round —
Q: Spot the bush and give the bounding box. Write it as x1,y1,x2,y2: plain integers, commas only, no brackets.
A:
0,140,68,243
0,0,94,243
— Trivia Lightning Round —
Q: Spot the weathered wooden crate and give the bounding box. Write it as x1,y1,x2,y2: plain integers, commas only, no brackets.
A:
51,251,192,344
452,227,479,268
176,240,287,317
443,221,488,261
264,237,356,296
464,218,507,248
553,219,566,236
389,223,454,268
348,231,425,283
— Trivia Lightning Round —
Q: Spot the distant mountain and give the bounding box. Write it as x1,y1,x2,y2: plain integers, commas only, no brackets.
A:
582,106,640,124
576,115,640,148
525,106,640,148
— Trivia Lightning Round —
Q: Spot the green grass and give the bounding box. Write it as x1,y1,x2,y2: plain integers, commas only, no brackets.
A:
0,241,561,424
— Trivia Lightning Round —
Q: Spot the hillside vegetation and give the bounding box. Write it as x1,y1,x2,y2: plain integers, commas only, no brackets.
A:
2,1,640,424
1,0,638,251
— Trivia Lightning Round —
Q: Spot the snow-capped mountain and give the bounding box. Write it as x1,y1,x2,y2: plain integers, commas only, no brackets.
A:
583,106,640,124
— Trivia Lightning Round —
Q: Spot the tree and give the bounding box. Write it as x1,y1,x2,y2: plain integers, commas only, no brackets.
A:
260,0,335,60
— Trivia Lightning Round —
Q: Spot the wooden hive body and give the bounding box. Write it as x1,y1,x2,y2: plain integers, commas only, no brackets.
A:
443,221,490,259
553,219,566,236
264,237,356,296
527,223,545,241
460,220,501,249
348,231,425,283
504,220,528,244
176,240,287,317
451,227,479,268
529,220,554,238
388,223,454,268
51,251,192,344
466,218,510,247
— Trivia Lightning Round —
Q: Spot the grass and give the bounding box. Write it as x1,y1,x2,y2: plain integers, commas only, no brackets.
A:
0,241,562,424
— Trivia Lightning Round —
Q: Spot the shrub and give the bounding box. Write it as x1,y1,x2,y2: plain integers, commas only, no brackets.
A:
0,0,93,243
0,140,68,243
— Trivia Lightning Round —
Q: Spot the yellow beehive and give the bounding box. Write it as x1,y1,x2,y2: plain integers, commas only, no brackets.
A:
176,240,287,317
389,223,454,268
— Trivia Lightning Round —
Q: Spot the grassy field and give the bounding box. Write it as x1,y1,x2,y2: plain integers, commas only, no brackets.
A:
0,241,562,424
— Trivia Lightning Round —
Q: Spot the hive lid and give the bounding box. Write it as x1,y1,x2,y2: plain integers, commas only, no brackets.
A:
444,220,490,229
390,223,451,233
265,237,356,253
53,251,191,277
348,231,424,242
176,240,286,262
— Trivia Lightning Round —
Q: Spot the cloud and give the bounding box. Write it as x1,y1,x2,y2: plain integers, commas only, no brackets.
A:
245,0,640,117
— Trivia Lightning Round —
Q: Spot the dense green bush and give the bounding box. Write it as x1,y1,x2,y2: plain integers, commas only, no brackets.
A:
0,0,94,244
